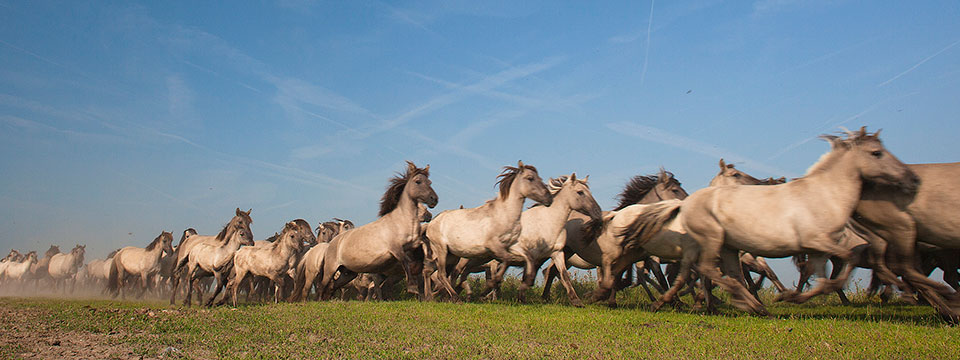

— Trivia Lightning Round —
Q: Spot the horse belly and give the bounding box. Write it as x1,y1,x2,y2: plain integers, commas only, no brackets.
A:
341,249,394,273
723,226,800,259
643,232,685,260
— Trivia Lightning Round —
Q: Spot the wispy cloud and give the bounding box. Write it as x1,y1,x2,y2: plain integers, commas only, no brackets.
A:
166,75,195,121
370,56,565,135
0,39,64,68
768,91,920,160
261,199,299,213
640,0,656,86
607,121,795,177
877,38,960,87
0,114,128,144
146,128,373,193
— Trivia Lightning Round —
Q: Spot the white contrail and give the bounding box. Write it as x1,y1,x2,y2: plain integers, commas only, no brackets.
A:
878,38,960,87
640,0,655,86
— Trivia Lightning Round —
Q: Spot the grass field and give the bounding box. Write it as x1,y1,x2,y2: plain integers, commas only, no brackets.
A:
1,285,958,360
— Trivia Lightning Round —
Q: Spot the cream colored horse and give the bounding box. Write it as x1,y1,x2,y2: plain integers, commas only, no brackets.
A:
681,128,919,315
48,245,86,293
222,221,307,305
319,161,438,300
291,219,351,301
108,232,174,299
3,252,36,288
169,209,253,305
848,161,960,322
84,249,119,291
174,209,255,307
423,161,552,301
483,174,601,306
541,170,688,305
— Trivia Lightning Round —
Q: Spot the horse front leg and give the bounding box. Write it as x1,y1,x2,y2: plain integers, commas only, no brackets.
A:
389,247,421,298
205,272,227,307
516,257,541,304
549,252,583,307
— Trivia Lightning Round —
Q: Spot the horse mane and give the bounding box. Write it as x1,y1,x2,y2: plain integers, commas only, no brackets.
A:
495,163,538,200
145,233,164,251
264,233,280,243
614,170,677,211
320,221,340,232
216,211,252,243
806,127,881,176
178,228,197,246
44,246,60,257
529,175,589,209
379,161,430,217
334,218,355,230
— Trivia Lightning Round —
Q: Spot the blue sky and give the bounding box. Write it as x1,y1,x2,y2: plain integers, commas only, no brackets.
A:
1,1,958,284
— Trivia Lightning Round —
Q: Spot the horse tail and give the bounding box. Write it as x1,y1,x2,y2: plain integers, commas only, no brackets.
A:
290,255,308,301
107,254,121,295
791,253,807,269
617,200,683,245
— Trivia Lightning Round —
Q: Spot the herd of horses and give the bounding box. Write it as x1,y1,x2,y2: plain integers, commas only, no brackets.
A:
1,127,959,322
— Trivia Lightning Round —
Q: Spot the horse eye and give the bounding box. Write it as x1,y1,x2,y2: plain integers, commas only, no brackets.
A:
733,173,741,178
416,180,422,184
577,191,584,196
871,150,883,158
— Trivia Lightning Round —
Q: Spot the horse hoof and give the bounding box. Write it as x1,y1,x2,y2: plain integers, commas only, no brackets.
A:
650,301,665,312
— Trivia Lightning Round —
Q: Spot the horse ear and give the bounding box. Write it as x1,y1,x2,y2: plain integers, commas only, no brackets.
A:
517,160,524,168
718,159,726,170
236,207,242,216
857,126,867,137
820,135,845,149
406,160,417,174
874,128,882,137
582,175,589,183
424,164,430,173
568,173,577,183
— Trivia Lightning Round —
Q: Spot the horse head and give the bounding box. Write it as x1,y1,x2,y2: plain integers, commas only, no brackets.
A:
498,160,552,206
821,127,920,192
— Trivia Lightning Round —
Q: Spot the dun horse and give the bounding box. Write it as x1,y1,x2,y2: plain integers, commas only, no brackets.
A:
221,220,308,305
170,208,253,305
679,127,919,315
47,245,86,293
318,161,438,300
490,174,601,306
108,232,174,299
423,161,551,301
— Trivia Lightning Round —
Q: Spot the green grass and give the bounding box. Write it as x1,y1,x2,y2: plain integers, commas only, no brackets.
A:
1,290,957,359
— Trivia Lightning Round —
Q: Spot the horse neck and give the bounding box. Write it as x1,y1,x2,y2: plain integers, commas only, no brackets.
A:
801,150,864,218
538,190,577,234
384,190,421,235
490,184,527,224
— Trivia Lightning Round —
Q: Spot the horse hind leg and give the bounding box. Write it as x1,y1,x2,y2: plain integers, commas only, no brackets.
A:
690,225,766,315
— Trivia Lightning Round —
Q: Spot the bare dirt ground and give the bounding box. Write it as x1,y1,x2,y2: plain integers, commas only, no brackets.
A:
0,303,164,360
